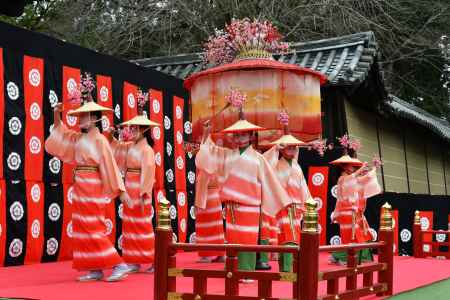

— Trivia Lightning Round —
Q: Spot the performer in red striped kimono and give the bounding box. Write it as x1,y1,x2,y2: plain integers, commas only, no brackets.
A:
196,117,291,281
107,91,159,274
45,74,129,282
264,113,313,272
195,170,225,262
329,155,382,265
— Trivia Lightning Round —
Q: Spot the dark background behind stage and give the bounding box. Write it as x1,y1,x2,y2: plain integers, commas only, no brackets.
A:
0,20,449,267
0,20,196,266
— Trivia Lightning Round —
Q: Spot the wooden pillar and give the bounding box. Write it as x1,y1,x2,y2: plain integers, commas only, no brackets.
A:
413,210,422,258
299,199,320,300
225,249,239,296
346,248,357,293
377,202,394,297
154,198,173,300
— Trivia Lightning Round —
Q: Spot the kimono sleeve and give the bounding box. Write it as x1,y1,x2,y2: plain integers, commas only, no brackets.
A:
258,154,291,217
195,136,233,177
140,146,156,198
97,135,125,199
263,145,279,169
194,169,210,209
110,139,132,172
44,121,81,164
357,168,382,198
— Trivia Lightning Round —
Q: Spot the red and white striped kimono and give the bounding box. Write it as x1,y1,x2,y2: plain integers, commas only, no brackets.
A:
111,138,156,264
45,123,125,271
264,146,312,245
331,168,381,243
196,137,291,246
195,170,225,257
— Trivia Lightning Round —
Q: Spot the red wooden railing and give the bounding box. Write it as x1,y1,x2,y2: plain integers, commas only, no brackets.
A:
413,211,450,259
154,200,394,300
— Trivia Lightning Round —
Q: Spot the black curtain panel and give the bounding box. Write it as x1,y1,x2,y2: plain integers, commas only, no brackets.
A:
41,182,63,263
3,47,25,180
4,180,27,266
183,97,196,243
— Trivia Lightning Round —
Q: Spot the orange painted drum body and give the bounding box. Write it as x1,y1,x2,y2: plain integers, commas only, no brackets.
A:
184,59,327,146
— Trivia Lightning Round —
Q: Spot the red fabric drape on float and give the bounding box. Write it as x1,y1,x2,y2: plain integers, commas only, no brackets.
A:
24,182,44,264
97,75,116,244
173,96,187,242
23,55,44,181
307,166,329,245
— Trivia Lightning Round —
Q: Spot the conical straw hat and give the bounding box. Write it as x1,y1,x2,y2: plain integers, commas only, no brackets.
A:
330,155,363,167
271,134,305,146
221,119,264,133
120,115,160,127
67,101,112,116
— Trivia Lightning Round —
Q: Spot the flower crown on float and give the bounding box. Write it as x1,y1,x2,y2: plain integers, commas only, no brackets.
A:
203,18,290,65
67,72,112,115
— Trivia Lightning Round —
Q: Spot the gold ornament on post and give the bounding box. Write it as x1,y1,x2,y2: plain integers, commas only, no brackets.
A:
380,202,393,231
158,198,171,230
303,198,318,233
414,210,421,225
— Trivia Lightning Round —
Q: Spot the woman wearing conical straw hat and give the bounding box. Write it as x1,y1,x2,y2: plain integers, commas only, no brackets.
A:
263,111,313,272
195,89,291,282
44,73,129,282
105,90,159,276
329,138,382,265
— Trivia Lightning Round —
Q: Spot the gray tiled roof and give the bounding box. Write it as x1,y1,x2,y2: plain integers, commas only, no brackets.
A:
385,95,450,142
133,31,379,86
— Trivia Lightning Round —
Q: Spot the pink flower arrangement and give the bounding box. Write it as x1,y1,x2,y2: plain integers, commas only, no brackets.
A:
337,134,350,148
225,88,246,109
311,139,327,157
203,29,235,65
119,126,135,142
203,18,289,65
80,73,95,95
337,134,361,152
69,88,82,105
372,155,383,168
68,72,95,105
137,89,149,113
277,111,289,126
349,139,361,152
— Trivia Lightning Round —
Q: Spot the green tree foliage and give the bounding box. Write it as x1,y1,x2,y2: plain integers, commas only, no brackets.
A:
3,0,450,119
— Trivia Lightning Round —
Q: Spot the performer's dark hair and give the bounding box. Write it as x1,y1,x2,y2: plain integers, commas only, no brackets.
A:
92,111,103,133
141,125,154,147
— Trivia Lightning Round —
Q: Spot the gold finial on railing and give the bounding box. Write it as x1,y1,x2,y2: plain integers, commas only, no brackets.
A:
380,202,393,231
158,197,171,230
414,210,421,225
303,198,318,233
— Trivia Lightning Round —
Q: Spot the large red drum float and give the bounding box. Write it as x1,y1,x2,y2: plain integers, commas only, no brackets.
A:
184,58,327,147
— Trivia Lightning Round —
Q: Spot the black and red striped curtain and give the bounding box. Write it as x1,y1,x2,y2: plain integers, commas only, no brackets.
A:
0,21,196,266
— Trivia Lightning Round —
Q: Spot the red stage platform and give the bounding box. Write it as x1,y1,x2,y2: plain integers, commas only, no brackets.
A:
1,252,450,300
